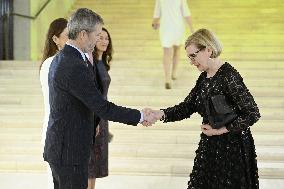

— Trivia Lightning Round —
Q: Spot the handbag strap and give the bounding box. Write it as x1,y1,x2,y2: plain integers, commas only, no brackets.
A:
204,98,215,127
202,77,217,128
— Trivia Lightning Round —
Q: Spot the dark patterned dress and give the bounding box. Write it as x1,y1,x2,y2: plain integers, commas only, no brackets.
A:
88,60,111,178
162,63,261,189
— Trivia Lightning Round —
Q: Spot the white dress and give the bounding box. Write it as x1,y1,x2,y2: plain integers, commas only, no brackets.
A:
40,56,54,145
153,0,191,47
39,56,54,189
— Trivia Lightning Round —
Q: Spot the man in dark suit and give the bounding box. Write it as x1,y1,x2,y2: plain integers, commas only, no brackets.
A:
43,8,155,189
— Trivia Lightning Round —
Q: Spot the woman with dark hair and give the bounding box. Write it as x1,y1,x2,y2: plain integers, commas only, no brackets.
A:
87,27,113,189
40,18,68,70
40,17,68,147
39,17,68,189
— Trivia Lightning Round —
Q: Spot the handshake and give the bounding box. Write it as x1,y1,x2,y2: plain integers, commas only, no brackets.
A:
140,108,165,127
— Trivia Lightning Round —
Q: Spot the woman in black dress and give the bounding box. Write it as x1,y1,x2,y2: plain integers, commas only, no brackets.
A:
88,27,113,189
153,28,261,189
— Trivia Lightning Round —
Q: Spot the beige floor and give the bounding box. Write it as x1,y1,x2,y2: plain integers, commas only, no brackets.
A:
0,173,283,189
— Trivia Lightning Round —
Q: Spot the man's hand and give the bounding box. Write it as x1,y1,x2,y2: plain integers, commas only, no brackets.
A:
141,108,162,127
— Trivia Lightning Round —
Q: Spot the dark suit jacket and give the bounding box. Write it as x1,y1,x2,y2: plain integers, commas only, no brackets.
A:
43,45,140,166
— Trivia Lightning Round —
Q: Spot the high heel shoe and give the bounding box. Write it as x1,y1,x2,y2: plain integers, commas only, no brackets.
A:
165,82,171,89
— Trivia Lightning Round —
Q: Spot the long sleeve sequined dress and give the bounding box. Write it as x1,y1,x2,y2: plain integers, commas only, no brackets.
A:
162,63,260,189
88,60,111,178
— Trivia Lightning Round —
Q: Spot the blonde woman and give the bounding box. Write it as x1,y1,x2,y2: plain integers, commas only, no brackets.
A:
152,29,260,188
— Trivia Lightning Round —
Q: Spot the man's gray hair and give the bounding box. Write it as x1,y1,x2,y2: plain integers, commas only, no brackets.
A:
68,8,104,40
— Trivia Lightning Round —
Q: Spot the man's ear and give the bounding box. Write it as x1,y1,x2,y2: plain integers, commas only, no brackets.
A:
76,30,85,42
80,30,88,38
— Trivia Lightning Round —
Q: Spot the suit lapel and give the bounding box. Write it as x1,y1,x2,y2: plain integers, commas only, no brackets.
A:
62,45,103,93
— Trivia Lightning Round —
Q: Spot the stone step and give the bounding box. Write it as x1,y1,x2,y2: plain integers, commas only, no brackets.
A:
109,159,284,178
0,67,283,76
0,155,283,178
0,107,282,121
0,79,283,89
0,129,283,146
0,103,281,117
1,68,284,80
0,97,282,110
1,60,284,68
0,118,282,133
1,142,283,162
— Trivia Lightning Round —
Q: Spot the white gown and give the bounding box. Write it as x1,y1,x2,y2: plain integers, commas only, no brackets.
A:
39,56,54,189
40,56,54,146
153,0,191,47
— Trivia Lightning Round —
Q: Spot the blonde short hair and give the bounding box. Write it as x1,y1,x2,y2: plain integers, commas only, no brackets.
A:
185,29,222,58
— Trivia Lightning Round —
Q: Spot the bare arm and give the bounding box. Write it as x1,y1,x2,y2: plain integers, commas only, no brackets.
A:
185,16,194,33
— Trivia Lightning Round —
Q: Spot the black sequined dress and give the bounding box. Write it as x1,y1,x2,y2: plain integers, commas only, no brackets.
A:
88,60,111,178
162,63,260,189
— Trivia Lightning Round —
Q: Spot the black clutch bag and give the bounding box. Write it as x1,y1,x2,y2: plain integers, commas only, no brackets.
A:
205,95,237,129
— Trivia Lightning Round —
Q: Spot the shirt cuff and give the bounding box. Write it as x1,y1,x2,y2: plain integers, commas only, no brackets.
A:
139,111,144,123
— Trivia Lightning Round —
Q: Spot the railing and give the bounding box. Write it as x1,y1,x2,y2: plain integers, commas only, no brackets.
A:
1,0,51,60
12,0,51,19
1,0,13,59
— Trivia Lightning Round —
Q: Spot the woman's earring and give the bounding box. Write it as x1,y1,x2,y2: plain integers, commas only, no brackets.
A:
210,52,214,58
